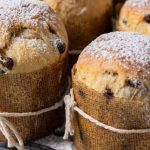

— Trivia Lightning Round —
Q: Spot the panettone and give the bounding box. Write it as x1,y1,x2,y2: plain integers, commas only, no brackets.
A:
0,0,68,145
117,0,150,35
0,0,68,74
73,32,150,150
42,0,112,50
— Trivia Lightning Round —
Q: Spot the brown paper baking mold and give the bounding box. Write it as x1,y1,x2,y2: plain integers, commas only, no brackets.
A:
72,73,150,150
0,57,68,142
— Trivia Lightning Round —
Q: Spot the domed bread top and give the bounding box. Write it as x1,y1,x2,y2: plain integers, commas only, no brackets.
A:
0,0,68,74
125,0,150,9
78,32,150,76
74,32,150,98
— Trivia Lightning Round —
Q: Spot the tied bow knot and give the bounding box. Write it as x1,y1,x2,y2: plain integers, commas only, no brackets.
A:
63,89,76,140
0,117,24,150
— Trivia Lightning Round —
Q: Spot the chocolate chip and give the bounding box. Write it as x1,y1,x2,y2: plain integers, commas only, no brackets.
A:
1,57,14,70
104,88,114,99
144,14,150,23
0,69,5,74
54,39,66,54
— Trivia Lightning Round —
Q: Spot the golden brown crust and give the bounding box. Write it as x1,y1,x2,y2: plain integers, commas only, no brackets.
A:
0,0,68,74
43,0,112,50
117,0,150,35
74,32,150,98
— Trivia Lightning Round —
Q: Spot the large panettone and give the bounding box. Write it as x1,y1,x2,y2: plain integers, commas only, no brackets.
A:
0,0,68,145
73,32,150,150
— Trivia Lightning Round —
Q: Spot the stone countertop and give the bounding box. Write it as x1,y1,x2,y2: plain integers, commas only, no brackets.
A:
0,134,76,150
36,134,76,150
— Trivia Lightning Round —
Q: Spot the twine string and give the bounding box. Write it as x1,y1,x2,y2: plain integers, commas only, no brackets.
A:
64,89,76,139
0,77,71,150
0,117,24,150
0,100,64,118
64,88,150,139
0,98,64,150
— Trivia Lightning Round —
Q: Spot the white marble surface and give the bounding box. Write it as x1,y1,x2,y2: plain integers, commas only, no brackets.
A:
36,134,76,150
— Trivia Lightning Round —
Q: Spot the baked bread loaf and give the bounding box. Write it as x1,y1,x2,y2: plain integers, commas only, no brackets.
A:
73,32,150,150
117,0,150,35
0,0,68,143
0,0,68,74
43,0,112,50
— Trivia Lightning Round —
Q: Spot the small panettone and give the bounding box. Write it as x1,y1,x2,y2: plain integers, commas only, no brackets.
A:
43,0,113,50
0,0,68,145
117,0,150,35
72,32,150,150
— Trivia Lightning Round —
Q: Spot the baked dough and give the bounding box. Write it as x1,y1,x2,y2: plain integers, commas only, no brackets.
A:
43,0,112,50
73,31,150,150
0,0,68,74
75,31,150,99
117,0,150,35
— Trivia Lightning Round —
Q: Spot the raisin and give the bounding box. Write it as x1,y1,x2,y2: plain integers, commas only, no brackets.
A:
144,14,150,23
104,88,114,99
1,57,14,70
54,39,66,54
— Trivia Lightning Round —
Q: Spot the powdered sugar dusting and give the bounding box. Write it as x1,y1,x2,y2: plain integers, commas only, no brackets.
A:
0,0,56,29
82,32,150,74
125,0,150,8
